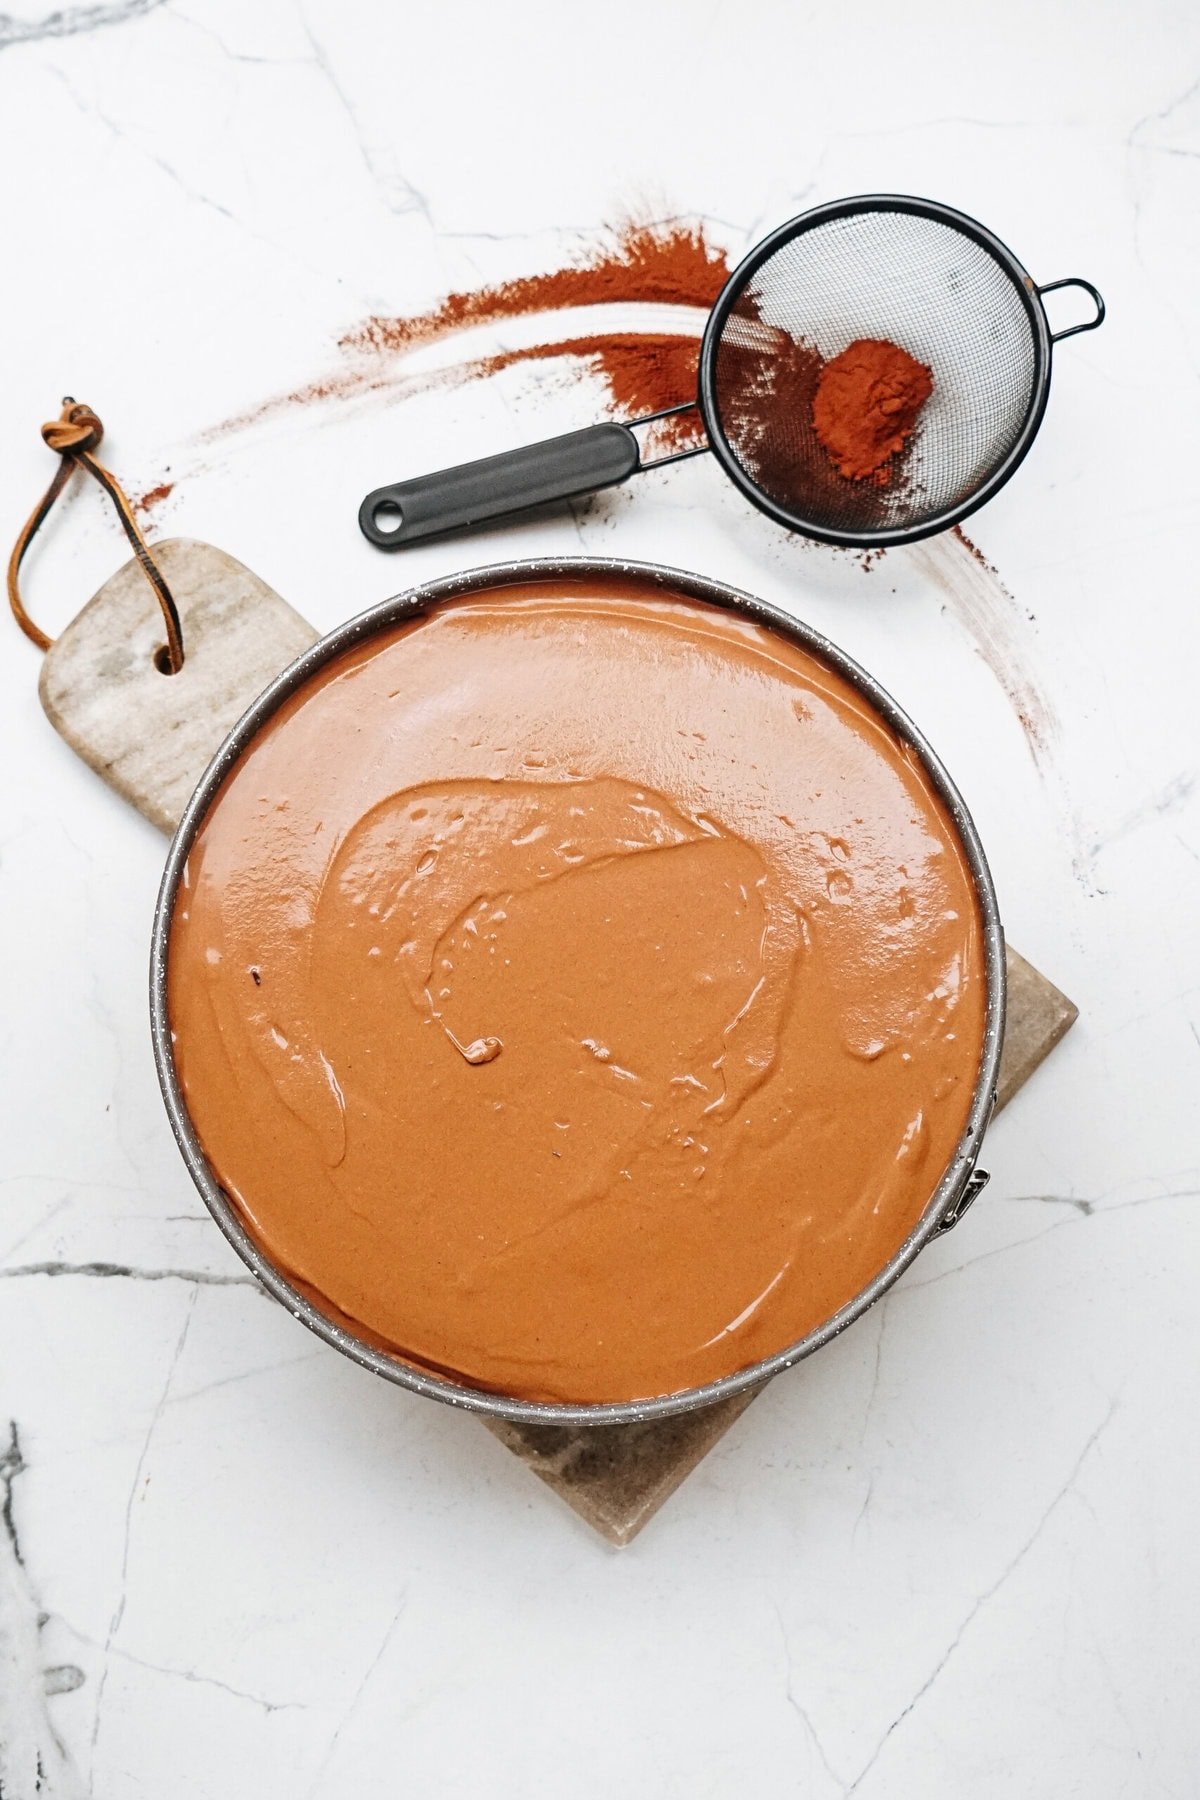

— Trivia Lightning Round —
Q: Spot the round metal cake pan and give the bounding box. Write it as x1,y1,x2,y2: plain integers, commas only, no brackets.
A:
150,557,1006,1427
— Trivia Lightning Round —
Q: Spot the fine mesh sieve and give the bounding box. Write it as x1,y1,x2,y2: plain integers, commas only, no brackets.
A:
700,196,1104,545
359,195,1104,552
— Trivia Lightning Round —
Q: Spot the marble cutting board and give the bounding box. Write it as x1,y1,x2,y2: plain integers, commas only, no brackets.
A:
39,539,1078,1546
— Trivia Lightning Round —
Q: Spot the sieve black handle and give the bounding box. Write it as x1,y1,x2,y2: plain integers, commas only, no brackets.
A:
1039,277,1106,343
358,423,642,548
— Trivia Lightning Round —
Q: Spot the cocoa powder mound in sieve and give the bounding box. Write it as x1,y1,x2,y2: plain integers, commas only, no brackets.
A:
714,308,932,530
812,338,933,483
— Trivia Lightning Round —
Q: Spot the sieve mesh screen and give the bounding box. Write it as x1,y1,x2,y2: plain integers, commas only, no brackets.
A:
709,208,1040,539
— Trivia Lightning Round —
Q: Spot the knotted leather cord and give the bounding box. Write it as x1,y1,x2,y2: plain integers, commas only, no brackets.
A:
7,399,184,671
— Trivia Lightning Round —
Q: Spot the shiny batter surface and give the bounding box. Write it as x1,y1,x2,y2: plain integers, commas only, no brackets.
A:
167,578,986,1403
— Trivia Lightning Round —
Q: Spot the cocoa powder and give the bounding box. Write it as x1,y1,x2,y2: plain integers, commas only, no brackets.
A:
343,220,730,356
715,308,932,530
196,214,931,537
132,479,175,518
478,332,708,453
206,218,731,450
812,339,933,482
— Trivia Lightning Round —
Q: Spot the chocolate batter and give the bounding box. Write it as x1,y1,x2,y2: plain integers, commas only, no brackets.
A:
167,577,986,1404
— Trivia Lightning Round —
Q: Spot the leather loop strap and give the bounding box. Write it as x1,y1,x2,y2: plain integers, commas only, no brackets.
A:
8,399,184,672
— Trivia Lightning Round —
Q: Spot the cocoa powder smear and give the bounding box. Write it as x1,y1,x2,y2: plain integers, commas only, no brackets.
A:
199,217,932,483
206,220,733,455
168,573,985,1406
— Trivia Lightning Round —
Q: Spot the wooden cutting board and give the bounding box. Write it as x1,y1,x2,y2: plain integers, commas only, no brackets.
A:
40,540,1078,1545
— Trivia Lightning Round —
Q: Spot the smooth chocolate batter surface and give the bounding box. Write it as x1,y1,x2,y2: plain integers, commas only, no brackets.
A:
167,577,986,1404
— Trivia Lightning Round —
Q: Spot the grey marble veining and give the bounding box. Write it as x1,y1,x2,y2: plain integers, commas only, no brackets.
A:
1,1,1197,1794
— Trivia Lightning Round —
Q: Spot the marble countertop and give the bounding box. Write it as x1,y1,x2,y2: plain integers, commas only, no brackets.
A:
2,2,1197,1794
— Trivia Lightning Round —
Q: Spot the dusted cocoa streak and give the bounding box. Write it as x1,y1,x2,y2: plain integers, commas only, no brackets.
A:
210,219,730,454
167,577,985,1404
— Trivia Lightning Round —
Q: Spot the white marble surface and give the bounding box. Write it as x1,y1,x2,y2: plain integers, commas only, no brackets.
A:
2,2,1198,1794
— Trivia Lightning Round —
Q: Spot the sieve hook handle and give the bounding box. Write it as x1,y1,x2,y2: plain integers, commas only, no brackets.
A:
359,422,645,549
1039,277,1105,343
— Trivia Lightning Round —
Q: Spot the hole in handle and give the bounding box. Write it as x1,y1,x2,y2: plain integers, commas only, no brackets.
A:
372,500,404,535
1040,277,1105,343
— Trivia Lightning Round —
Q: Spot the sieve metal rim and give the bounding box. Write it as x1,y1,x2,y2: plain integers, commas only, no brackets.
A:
698,193,1054,549
150,555,1006,1428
